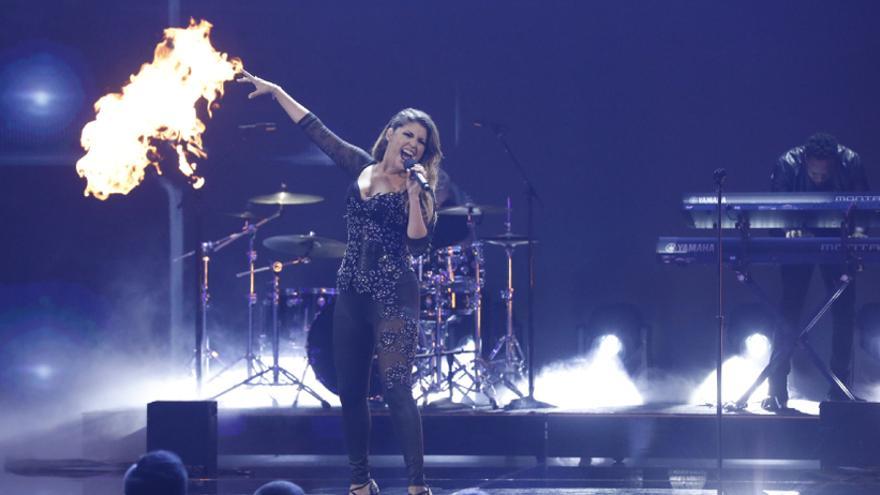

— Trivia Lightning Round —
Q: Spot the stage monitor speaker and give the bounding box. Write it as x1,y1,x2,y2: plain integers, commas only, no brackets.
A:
820,400,880,470
147,401,217,477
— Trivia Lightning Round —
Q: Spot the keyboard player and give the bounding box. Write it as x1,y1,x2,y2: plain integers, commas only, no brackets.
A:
763,132,871,411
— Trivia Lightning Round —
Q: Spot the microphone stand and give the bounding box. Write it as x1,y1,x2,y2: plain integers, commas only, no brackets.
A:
479,122,553,410
713,168,727,495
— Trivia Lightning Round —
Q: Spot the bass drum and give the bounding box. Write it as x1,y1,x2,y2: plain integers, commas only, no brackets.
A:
306,299,383,398
268,287,337,349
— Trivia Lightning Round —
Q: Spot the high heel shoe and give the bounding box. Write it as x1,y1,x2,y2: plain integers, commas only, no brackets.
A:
408,487,431,495
349,479,379,495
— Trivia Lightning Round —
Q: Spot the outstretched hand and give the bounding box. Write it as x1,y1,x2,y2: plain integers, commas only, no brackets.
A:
236,69,278,99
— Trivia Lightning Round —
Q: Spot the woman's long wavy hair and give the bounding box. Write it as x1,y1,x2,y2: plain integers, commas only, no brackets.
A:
371,108,443,190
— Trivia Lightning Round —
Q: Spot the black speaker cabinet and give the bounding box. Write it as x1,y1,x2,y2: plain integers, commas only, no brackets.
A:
147,401,218,477
820,400,880,470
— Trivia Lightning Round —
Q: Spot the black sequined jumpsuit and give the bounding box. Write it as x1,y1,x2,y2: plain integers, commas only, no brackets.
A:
298,113,434,487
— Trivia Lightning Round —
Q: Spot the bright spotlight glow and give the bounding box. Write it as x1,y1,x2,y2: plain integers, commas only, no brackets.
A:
866,383,880,403
763,490,800,495
597,334,622,357
744,332,770,360
526,339,643,409
690,355,769,405
0,49,85,140
31,364,54,380
786,399,819,416
691,330,774,405
29,89,53,107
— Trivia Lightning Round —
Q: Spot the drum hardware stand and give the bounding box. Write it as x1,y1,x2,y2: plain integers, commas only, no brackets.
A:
464,205,495,406
476,123,552,410
414,284,447,404
725,206,862,412
205,209,283,385
486,198,528,401
430,289,448,397
209,255,331,408
433,352,483,409
177,206,283,394
415,206,496,409
415,288,479,408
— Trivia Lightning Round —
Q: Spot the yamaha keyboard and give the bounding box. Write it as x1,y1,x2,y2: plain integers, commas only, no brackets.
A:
682,192,880,229
657,236,880,265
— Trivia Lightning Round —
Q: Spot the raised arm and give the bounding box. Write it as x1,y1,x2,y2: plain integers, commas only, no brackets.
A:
237,70,372,177
298,114,373,177
237,69,309,123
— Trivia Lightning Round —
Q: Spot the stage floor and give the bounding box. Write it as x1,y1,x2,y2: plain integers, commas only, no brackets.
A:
211,401,822,460
4,401,879,494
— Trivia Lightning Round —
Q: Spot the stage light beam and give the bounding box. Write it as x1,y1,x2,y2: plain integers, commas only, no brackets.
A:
691,332,771,405
529,333,643,409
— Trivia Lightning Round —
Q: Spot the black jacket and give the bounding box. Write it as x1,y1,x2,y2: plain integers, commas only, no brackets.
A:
771,144,869,192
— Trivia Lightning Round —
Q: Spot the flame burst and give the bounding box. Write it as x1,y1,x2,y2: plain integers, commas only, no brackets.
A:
76,19,242,200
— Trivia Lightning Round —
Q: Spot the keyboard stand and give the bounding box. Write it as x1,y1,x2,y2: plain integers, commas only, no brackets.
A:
725,214,862,411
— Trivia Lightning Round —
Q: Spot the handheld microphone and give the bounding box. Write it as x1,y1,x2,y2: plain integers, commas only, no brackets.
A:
403,158,431,192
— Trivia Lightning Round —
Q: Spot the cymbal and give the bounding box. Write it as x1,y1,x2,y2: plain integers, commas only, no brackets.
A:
224,211,259,220
482,232,532,247
263,234,346,258
438,203,506,216
249,190,324,206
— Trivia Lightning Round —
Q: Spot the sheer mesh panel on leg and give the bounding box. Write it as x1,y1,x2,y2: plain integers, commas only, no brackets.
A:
375,313,419,390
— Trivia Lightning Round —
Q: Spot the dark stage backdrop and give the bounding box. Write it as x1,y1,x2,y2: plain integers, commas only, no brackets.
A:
2,0,879,406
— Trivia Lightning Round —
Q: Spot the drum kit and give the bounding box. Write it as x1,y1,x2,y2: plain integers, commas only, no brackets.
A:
194,184,534,409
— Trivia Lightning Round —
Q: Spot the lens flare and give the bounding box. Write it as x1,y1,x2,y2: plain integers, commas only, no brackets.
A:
75,19,242,200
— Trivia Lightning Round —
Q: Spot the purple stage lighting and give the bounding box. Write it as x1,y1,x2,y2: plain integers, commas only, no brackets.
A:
0,46,85,144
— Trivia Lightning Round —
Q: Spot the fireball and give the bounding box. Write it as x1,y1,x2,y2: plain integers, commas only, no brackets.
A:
76,19,242,200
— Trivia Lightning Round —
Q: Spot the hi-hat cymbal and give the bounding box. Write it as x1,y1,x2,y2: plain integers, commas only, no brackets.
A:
263,234,346,258
482,232,532,247
249,190,324,206
438,203,506,216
